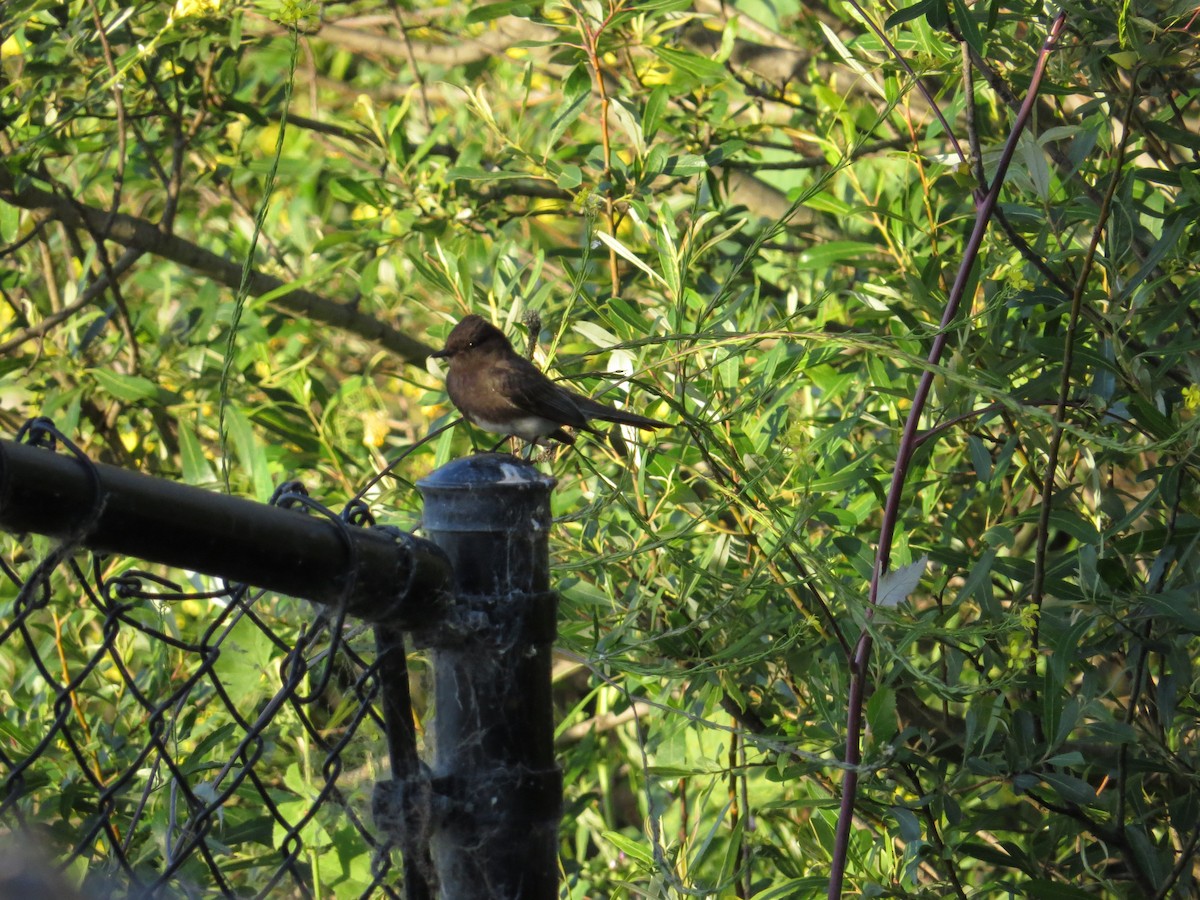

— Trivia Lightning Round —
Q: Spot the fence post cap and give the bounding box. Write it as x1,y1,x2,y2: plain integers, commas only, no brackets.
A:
416,453,556,492
417,453,556,534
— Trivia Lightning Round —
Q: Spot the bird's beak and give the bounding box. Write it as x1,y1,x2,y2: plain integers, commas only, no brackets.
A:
429,349,450,359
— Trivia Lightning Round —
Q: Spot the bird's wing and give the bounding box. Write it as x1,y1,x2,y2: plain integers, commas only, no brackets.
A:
499,356,594,430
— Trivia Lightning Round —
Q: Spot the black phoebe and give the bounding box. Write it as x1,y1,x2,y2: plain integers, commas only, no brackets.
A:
430,314,668,446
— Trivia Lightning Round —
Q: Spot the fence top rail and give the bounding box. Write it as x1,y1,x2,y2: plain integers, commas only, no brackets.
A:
0,436,450,623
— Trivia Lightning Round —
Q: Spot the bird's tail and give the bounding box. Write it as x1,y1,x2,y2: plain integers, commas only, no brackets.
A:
578,397,668,430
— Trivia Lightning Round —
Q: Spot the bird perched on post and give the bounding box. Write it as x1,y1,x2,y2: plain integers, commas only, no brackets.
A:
430,314,667,447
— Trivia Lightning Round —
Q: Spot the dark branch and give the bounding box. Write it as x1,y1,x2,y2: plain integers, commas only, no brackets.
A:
0,170,433,364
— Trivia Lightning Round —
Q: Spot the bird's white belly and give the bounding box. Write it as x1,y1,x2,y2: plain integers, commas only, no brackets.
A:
472,414,557,442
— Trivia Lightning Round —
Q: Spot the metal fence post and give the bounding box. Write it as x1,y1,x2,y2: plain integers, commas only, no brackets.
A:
416,453,560,899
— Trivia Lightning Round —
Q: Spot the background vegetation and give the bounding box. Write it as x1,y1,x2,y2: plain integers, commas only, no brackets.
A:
3,0,1200,896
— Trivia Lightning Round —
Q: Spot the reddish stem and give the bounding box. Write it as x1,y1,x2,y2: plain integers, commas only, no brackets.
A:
826,12,1067,898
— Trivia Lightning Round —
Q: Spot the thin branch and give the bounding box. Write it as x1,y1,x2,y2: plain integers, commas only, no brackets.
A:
573,2,625,297
85,0,139,369
388,1,433,128
0,248,145,358
1029,80,1138,650
718,137,912,171
844,0,967,164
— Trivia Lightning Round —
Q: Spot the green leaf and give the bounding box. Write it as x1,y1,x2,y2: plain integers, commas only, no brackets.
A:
795,241,880,270
885,0,933,28
0,199,18,243
555,164,582,190
1124,826,1169,890
803,192,854,215
643,143,668,181
328,176,378,206
224,405,275,502
866,686,897,743
1023,880,1098,900
663,153,707,177
651,46,727,84
594,231,669,289
926,0,949,28
1143,589,1200,632
311,230,362,252
811,457,872,492
182,723,239,774
446,167,532,182
1117,212,1187,301
465,2,536,24
602,831,654,866
572,320,619,348
545,64,591,151
952,0,984,54
967,435,992,483
179,418,216,485
1041,772,1097,807
211,615,276,696
748,878,831,899
642,85,668,140
91,369,175,404
889,805,921,843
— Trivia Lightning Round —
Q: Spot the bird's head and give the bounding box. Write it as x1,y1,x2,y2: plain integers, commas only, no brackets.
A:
430,315,510,363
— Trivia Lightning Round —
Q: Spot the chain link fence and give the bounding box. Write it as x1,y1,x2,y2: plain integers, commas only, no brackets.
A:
0,420,444,899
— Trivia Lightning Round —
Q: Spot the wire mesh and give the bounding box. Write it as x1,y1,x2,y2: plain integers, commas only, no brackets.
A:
0,424,410,899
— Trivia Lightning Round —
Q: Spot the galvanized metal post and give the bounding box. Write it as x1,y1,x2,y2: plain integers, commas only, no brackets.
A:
416,453,560,899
